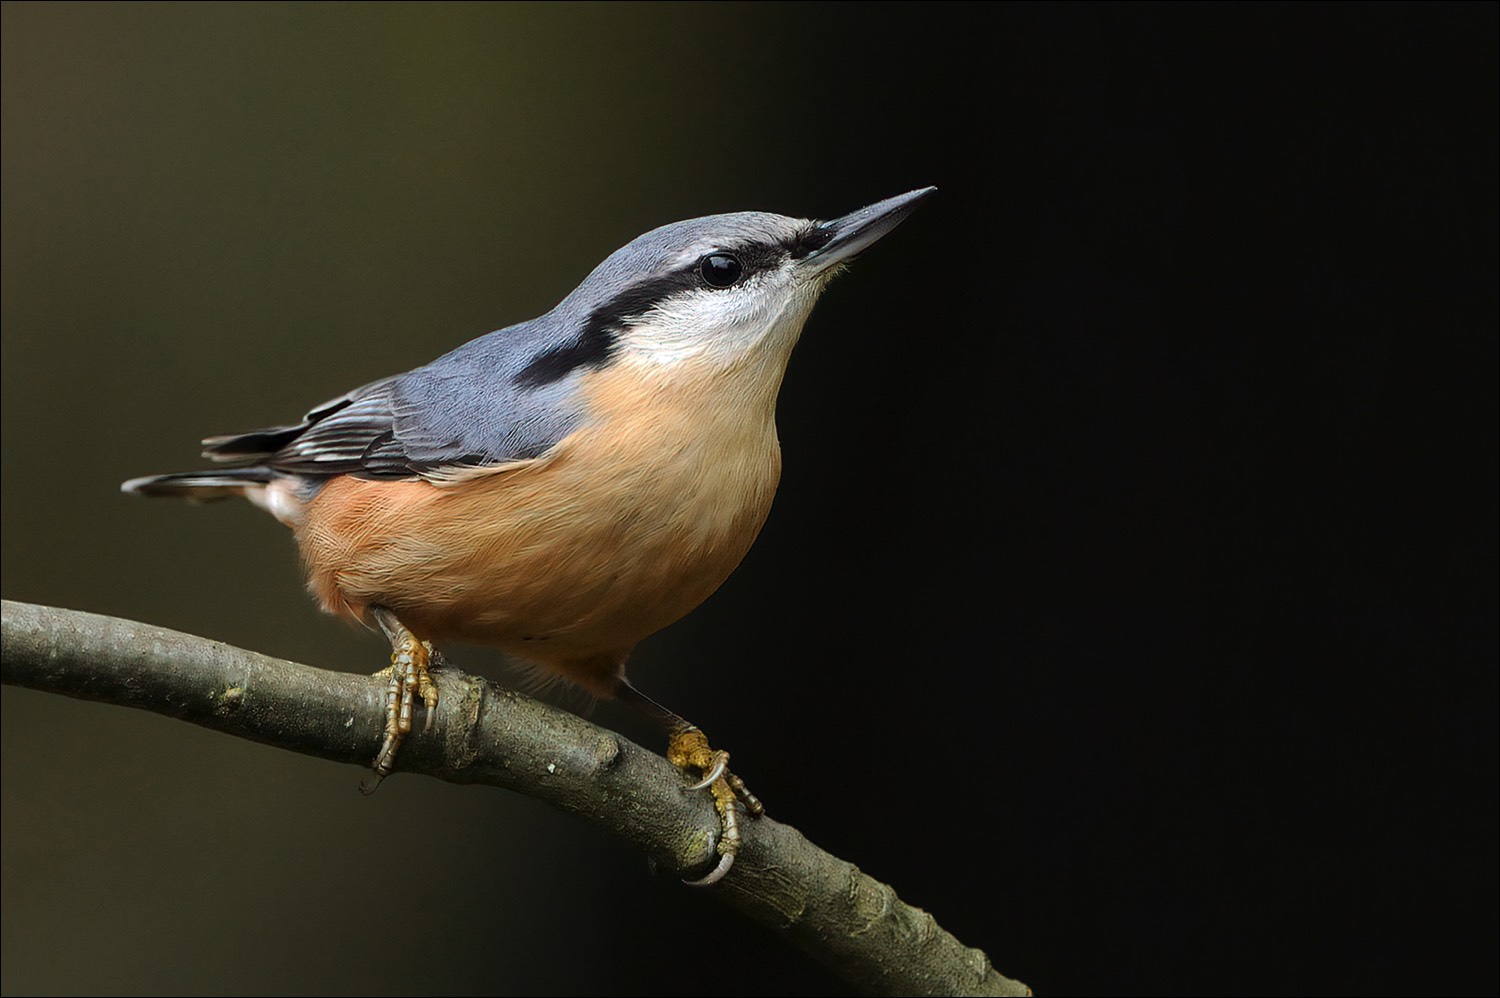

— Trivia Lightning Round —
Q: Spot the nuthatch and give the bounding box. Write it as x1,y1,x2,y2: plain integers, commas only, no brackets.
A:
123,187,935,884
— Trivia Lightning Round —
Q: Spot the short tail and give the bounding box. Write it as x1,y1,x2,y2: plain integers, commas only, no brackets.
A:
121,467,277,501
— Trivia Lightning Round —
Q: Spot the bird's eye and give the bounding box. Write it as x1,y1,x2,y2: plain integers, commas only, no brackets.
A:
699,253,744,289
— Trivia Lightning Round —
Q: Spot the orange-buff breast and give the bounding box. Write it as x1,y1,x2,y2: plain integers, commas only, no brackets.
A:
295,362,782,694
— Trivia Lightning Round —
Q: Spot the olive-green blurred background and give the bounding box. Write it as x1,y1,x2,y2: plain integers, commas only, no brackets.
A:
0,6,962,995
4,5,1496,996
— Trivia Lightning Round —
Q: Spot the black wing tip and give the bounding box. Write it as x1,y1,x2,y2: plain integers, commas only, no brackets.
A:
121,468,275,498
199,394,357,460
201,426,306,461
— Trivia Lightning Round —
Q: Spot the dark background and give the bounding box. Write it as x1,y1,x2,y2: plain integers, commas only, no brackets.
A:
3,4,1495,995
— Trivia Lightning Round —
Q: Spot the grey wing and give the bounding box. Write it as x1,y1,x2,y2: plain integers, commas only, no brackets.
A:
200,326,591,480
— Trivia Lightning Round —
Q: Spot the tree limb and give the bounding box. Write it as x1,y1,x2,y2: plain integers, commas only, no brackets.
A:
1,599,1029,997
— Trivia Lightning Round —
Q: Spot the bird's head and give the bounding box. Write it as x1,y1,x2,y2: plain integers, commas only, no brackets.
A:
538,188,936,381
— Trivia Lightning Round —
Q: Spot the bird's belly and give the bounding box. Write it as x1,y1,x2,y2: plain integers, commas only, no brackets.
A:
297,421,782,673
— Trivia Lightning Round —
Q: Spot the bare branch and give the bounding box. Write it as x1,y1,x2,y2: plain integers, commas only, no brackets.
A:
1,599,1029,997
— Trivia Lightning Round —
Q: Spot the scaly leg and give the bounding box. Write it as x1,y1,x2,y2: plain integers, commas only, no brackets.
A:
617,678,763,886
363,606,440,794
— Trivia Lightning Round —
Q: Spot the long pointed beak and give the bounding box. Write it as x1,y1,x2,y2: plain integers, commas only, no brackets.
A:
799,186,937,275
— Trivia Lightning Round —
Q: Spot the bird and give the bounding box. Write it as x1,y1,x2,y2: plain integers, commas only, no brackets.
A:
122,187,935,884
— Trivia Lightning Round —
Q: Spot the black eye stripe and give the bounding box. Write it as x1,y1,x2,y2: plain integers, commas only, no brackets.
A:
732,242,789,275
513,230,823,388
694,241,788,289
788,223,835,259
520,241,795,388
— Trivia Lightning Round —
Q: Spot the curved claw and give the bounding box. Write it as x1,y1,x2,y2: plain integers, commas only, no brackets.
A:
420,642,441,733
660,724,754,888
361,737,397,795
683,750,728,792
683,849,735,887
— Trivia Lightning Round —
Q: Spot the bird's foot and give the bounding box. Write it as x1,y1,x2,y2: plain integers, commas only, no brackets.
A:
363,635,439,794
667,726,764,886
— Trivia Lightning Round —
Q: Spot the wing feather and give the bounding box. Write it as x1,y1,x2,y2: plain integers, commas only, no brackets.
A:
194,319,592,482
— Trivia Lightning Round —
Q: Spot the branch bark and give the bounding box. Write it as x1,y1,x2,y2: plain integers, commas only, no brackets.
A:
1,599,1029,997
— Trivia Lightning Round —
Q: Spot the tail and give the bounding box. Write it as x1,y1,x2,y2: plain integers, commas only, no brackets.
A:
121,467,277,501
